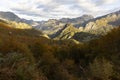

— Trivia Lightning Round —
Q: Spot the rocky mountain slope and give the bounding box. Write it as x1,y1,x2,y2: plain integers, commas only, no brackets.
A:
51,24,80,40
83,10,120,35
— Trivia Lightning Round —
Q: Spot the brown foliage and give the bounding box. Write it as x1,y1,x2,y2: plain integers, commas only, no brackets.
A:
0,22,120,80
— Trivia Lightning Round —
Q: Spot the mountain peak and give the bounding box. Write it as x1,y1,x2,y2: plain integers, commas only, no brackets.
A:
75,14,94,21
81,14,94,18
0,11,20,22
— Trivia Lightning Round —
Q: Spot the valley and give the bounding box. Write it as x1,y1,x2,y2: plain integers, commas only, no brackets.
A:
0,5,120,80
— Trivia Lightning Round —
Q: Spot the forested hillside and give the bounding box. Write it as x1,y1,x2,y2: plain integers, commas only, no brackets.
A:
0,20,120,80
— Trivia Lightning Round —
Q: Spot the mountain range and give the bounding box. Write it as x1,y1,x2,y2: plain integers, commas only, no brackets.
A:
0,10,120,42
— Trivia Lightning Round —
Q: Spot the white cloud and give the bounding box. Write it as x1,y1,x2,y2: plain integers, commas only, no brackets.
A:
0,0,120,20
103,0,117,4
77,0,100,12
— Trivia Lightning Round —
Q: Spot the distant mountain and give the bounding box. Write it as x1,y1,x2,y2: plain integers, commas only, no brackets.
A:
0,11,21,22
83,10,120,35
0,11,93,35
59,15,94,26
52,10,120,42
0,11,39,26
0,11,35,29
0,10,120,42
34,19,65,35
35,15,94,35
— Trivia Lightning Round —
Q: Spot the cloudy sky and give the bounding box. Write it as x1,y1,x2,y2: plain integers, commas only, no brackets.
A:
0,0,120,21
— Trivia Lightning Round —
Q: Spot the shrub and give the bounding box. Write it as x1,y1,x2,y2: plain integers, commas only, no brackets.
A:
89,58,113,80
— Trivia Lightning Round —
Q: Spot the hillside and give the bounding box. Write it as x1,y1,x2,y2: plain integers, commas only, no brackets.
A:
0,17,32,30
0,19,42,37
0,18,120,80
72,32,98,42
